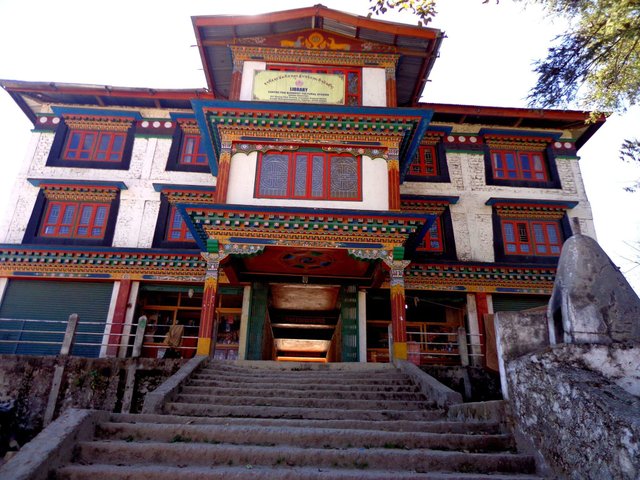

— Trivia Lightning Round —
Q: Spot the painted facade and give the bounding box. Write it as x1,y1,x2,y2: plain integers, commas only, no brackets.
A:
0,6,604,365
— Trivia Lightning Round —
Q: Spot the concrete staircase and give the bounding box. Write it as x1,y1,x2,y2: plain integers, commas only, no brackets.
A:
50,361,542,479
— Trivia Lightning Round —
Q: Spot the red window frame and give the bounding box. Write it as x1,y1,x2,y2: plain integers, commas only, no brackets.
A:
40,201,110,239
417,217,444,252
63,130,126,162
166,206,195,242
410,146,439,177
267,65,362,106
255,151,362,201
491,150,548,182
179,134,208,165
502,219,562,256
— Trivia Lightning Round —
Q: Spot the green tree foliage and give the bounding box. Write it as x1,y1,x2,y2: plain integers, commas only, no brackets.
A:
368,0,640,185
525,0,640,115
368,0,438,24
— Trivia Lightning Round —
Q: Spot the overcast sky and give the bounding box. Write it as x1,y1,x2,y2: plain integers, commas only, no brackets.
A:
0,0,638,291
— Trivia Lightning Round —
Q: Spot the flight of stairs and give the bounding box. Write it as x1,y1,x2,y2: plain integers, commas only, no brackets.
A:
56,361,542,479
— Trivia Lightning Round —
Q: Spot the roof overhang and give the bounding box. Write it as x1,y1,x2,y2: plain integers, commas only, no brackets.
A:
0,79,212,123
192,5,443,106
421,102,606,149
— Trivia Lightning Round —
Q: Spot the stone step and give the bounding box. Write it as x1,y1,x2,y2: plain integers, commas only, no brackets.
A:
163,402,445,421
199,365,399,377
74,441,537,475
180,385,425,401
96,421,514,452
110,412,503,435
57,464,545,480
186,377,419,392
189,372,413,386
172,393,433,411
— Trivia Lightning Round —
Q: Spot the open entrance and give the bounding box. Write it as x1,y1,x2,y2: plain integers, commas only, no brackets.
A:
245,284,358,363
269,284,341,362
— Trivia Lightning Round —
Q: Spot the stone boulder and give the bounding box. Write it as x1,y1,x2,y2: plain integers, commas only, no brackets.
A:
547,234,640,344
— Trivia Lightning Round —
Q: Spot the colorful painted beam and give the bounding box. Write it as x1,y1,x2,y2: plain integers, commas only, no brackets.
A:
180,204,434,251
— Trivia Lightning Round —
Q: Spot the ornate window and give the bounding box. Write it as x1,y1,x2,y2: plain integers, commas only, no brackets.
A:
166,206,195,243
501,220,562,256
401,196,457,260
484,135,561,188
267,65,361,106
406,134,449,183
167,120,210,173
41,201,110,239
491,150,548,182
490,199,573,263
63,130,126,162
256,151,361,201
417,217,444,252
178,134,207,166
409,146,439,177
24,183,120,246
46,115,135,170
151,188,214,249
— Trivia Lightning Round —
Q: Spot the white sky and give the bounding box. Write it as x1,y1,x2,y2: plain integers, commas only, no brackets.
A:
0,0,638,291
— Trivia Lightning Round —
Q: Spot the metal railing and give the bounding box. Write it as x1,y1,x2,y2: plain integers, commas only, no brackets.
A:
0,314,204,359
407,327,485,366
386,324,485,366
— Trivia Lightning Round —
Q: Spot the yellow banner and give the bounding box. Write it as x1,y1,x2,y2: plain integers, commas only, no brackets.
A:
252,71,345,105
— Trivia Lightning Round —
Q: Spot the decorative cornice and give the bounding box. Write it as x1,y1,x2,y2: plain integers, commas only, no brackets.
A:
0,247,206,280
230,45,399,68
163,189,216,205
182,205,431,251
403,262,556,294
177,118,201,135
400,195,458,214
231,142,387,159
63,115,135,132
486,198,577,219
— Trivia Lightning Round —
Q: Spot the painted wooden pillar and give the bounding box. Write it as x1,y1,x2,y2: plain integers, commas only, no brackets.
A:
387,148,401,211
214,140,233,204
229,58,244,101
106,279,132,357
197,252,224,356
386,259,411,360
385,66,397,107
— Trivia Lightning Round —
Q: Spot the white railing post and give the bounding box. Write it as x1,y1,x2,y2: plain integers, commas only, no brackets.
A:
60,313,79,356
131,315,147,359
457,326,470,367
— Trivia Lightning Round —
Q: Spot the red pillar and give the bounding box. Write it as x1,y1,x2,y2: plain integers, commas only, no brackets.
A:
215,148,231,204
386,66,397,107
197,253,222,356
107,279,131,357
387,157,401,211
229,60,243,101
386,259,410,360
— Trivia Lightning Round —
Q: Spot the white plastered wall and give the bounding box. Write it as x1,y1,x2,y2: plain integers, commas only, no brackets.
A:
226,151,389,211
362,68,386,107
2,107,215,249
400,126,597,263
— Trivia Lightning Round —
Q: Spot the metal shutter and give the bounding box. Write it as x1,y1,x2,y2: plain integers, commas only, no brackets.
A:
491,294,549,313
0,280,114,357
